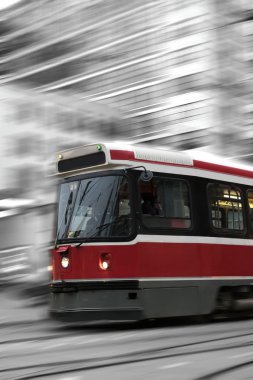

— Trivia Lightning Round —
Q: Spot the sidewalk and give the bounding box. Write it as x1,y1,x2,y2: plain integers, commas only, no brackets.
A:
0,284,49,325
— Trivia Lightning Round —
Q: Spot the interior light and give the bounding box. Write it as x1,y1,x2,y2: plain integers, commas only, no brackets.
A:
61,257,70,269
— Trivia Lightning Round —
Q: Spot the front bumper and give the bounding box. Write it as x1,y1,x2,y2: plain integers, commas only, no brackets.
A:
49,280,144,322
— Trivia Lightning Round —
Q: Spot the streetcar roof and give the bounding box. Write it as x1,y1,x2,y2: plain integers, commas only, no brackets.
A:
56,142,253,183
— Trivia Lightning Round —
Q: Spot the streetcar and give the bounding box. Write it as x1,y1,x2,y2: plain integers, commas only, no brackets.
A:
49,142,253,322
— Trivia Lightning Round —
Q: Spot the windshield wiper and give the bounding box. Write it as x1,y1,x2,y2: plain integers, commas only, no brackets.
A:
74,217,131,247
77,181,92,207
95,219,120,233
74,221,117,247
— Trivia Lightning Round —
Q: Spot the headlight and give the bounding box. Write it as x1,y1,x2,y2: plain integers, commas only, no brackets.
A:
99,253,111,270
101,260,109,270
61,256,70,269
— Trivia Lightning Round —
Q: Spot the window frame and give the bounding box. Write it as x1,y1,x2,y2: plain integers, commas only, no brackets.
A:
246,189,253,232
56,170,136,244
207,182,246,235
138,175,193,232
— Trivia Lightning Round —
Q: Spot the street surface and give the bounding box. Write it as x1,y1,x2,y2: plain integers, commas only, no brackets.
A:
1,287,253,379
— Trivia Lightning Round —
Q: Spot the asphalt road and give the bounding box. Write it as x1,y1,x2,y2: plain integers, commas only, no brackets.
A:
1,287,253,380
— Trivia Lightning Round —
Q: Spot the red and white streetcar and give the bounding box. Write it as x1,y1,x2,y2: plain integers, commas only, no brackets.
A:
49,142,253,321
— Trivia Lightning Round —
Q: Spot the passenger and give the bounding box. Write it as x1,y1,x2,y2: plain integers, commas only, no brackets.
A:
142,193,162,215
154,198,163,215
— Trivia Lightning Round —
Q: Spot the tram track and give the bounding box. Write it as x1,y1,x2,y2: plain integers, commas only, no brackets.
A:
2,329,253,380
2,323,253,347
1,313,253,345
4,347,253,380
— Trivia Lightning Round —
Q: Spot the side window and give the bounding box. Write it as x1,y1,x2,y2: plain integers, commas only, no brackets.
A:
247,190,253,229
139,177,191,229
207,183,244,232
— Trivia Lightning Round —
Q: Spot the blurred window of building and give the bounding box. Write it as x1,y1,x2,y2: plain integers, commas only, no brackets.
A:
16,135,32,156
15,102,31,123
15,134,44,157
9,166,37,194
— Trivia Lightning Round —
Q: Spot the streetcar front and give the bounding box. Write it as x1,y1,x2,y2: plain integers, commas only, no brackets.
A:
49,143,143,322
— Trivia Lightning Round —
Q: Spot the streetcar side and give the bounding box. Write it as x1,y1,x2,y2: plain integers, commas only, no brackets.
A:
49,143,253,322
136,172,253,318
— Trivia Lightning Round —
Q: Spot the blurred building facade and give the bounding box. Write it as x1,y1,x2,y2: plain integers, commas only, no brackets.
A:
0,0,253,281
0,83,119,282
0,1,250,146
1,0,213,149
1,0,253,153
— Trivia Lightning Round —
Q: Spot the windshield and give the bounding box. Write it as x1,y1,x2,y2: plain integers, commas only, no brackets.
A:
56,175,132,240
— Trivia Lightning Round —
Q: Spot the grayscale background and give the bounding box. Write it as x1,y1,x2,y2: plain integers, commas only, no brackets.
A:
1,2,253,379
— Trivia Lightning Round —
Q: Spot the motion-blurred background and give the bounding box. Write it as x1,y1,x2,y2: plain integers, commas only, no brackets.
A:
0,0,253,286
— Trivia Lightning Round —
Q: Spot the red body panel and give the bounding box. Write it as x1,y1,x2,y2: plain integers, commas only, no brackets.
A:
52,241,253,280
